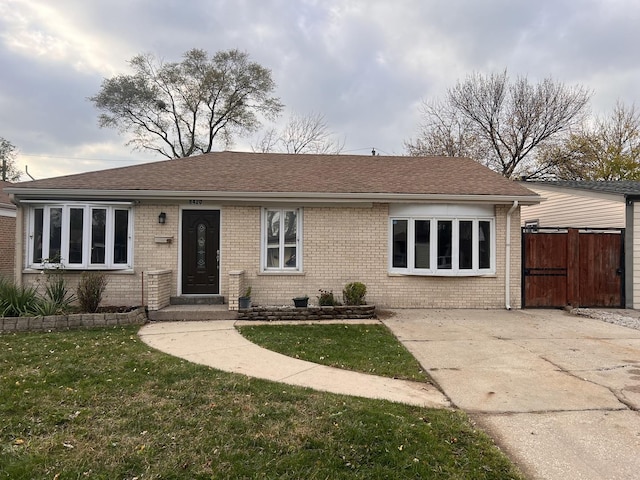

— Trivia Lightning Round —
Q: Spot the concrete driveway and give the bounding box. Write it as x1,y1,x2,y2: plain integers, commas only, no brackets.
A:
383,309,640,480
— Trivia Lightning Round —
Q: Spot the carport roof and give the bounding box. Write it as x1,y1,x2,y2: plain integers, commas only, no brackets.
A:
525,180,640,197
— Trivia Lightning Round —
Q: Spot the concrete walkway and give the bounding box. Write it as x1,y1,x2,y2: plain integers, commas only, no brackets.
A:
384,308,640,480
139,310,640,480
138,320,449,408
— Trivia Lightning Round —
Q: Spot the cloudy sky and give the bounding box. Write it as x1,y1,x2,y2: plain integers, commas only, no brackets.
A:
1,0,639,180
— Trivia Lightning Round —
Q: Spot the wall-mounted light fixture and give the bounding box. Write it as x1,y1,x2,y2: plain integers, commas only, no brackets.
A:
158,212,166,224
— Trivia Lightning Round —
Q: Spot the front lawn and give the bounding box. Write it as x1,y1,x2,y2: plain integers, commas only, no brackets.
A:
0,327,523,479
238,323,429,382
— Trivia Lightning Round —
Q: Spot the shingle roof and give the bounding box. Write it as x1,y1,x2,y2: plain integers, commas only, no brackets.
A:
525,180,640,196
8,151,538,200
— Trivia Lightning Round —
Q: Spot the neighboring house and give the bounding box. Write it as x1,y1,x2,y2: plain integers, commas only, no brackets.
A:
5,152,540,311
0,180,17,282
520,181,640,308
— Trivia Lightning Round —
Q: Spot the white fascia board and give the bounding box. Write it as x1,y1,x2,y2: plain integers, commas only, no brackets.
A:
6,188,542,205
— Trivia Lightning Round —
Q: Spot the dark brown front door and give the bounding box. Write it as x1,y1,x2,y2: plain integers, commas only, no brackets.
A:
182,210,220,294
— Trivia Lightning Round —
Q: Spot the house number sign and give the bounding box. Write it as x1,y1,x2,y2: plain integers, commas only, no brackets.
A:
189,199,203,205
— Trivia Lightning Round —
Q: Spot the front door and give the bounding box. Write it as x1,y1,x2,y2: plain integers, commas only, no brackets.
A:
182,210,220,294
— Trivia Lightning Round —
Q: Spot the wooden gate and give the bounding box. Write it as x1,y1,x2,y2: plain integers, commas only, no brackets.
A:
522,228,624,308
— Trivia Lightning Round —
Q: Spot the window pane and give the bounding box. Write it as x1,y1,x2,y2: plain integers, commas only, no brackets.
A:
283,211,297,268
266,247,279,268
68,208,84,264
459,220,473,269
114,210,129,264
437,220,452,269
479,221,491,269
414,220,430,269
91,209,106,264
284,246,297,267
392,219,408,268
284,211,297,244
33,208,44,263
266,210,281,268
49,208,62,262
267,210,280,244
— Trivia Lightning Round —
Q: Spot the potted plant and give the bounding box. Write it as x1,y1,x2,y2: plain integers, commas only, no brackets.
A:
292,295,309,308
238,286,252,309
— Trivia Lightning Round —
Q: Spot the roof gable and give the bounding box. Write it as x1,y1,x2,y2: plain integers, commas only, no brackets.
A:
8,152,539,201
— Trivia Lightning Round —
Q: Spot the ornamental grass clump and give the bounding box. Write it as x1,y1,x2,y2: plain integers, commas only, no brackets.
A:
76,271,108,313
0,276,40,317
39,261,76,314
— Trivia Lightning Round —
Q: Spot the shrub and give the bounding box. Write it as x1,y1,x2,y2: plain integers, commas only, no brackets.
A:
0,277,40,317
42,273,76,313
77,272,108,313
343,282,367,306
317,289,339,306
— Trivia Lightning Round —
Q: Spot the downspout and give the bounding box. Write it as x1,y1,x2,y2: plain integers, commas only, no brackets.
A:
505,200,518,310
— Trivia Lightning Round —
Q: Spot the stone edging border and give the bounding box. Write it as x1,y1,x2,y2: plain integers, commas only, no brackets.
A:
237,304,376,321
0,307,148,334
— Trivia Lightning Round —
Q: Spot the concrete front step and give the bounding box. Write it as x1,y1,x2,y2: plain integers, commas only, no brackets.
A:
149,305,237,321
170,295,225,305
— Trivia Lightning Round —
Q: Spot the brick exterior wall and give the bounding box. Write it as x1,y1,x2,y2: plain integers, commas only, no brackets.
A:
17,201,522,309
0,214,15,282
221,203,522,309
146,269,172,310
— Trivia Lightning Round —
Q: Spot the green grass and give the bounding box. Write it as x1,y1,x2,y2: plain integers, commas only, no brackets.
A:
0,327,523,479
238,323,429,382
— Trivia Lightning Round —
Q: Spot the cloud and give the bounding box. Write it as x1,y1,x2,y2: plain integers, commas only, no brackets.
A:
0,0,638,179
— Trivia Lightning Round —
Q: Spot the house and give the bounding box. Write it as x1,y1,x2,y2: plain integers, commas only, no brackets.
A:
5,152,540,311
0,180,17,282
520,181,640,308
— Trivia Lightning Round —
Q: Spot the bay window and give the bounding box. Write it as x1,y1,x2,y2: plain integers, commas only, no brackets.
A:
389,205,495,276
28,203,133,269
262,208,302,272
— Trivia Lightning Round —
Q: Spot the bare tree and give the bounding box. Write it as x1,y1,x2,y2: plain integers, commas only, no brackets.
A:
404,99,492,165
90,48,283,159
406,70,591,178
0,137,21,181
254,112,344,154
547,101,640,180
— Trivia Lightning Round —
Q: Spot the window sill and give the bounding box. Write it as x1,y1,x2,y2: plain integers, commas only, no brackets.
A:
258,271,306,276
23,267,135,274
388,271,497,278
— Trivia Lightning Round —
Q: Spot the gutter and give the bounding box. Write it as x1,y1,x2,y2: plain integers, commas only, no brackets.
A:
4,187,542,206
505,200,519,310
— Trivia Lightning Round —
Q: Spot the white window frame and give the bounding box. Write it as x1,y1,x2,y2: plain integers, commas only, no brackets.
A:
388,204,496,276
26,202,133,270
261,207,303,273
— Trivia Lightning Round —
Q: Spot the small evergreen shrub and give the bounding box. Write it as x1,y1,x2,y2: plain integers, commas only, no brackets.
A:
343,282,367,306
77,272,108,313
